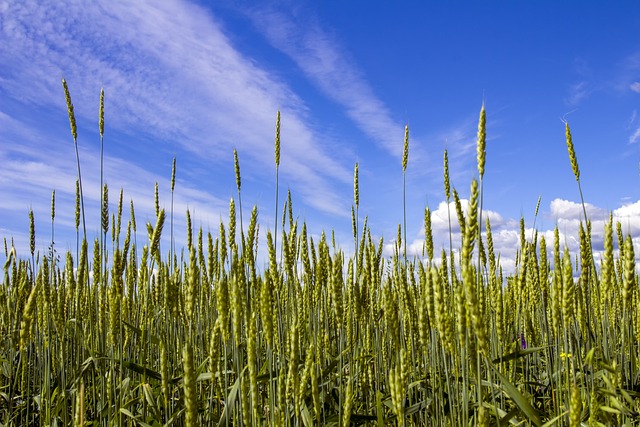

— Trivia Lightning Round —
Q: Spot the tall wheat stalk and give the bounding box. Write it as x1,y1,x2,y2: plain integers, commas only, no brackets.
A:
62,79,87,243
402,124,409,259
274,111,281,255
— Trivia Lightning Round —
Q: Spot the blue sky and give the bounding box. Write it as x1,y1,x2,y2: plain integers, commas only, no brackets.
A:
1,1,640,272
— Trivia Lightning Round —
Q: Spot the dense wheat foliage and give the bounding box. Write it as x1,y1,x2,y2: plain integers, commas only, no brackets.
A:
1,87,640,426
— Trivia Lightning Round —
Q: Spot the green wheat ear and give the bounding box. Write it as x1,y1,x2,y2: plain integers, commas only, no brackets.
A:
565,122,580,181
62,78,77,141
171,157,176,192
154,182,159,218
51,190,55,221
101,184,109,236
275,110,281,167
402,125,409,172
477,104,486,178
29,208,35,258
424,207,433,260
443,149,450,202
234,148,241,193
75,180,80,230
353,162,359,208
99,88,104,137
150,209,165,264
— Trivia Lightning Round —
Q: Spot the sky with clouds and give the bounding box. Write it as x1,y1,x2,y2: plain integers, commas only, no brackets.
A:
1,0,640,273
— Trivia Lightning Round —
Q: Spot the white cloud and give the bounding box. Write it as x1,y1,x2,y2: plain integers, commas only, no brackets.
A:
428,200,505,234
630,127,640,144
614,200,640,217
613,201,640,236
549,198,607,221
631,82,640,93
393,196,640,275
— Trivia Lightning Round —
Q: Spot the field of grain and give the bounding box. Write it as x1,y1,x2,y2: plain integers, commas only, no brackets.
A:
1,83,639,426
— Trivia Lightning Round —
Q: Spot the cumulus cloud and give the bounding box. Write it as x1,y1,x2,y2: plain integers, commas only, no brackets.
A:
549,199,607,221
389,197,640,276
613,201,640,235
385,198,513,261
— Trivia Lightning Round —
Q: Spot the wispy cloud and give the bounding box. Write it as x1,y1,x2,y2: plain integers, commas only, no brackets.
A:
610,51,640,94
629,110,638,128
0,0,353,225
0,113,230,250
244,6,412,162
428,118,478,185
630,127,640,144
563,57,594,107
565,81,590,107
627,110,640,144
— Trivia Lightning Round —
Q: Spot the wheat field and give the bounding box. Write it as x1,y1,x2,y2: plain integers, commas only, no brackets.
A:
1,83,639,426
